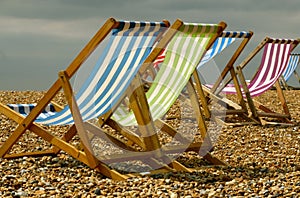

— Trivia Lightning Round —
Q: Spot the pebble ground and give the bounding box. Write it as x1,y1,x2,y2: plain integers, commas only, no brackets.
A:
0,90,300,197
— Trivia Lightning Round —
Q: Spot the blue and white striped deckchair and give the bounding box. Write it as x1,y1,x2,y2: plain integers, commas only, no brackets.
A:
0,18,169,180
281,53,300,84
193,31,253,118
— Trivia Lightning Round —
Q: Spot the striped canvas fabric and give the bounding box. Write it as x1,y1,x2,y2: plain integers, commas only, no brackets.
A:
153,50,166,69
113,23,221,126
151,31,251,71
221,41,293,97
7,21,168,125
7,103,56,120
282,54,300,81
198,31,251,68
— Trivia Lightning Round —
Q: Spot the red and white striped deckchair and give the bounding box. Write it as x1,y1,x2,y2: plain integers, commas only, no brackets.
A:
219,37,299,125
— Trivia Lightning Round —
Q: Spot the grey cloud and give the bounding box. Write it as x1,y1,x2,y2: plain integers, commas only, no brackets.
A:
0,0,299,90
1,0,299,20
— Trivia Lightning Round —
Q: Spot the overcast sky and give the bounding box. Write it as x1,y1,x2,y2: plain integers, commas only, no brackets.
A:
0,0,299,90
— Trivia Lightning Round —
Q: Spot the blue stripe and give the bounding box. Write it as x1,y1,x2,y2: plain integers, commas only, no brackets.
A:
218,38,227,53
232,31,237,38
49,104,55,112
209,38,218,58
19,106,25,114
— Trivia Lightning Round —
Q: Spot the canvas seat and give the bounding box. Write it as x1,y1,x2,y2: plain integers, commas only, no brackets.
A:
146,30,256,124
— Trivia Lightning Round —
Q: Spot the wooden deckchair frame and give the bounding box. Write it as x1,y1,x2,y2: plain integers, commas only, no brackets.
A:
236,38,299,125
111,19,228,166
192,31,255,124
0,18,184,180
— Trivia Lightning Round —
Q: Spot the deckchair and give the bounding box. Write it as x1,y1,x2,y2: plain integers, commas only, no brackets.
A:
213,37,299,125
279,53,300,89
0,18,171,180
193,31,254,119
110,20,227,166
146,30,255,123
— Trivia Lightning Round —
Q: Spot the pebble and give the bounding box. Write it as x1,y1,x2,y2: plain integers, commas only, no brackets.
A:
0,90,300,197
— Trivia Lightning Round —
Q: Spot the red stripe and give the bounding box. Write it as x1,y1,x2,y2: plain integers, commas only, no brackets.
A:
153,50,166,69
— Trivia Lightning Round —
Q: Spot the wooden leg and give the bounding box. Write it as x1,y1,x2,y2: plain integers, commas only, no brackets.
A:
192,71,211,118
52,124,78,154
274,81,291,117
237,66,258,119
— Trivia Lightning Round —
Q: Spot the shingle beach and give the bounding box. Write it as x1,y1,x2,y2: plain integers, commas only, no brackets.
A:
1,90,300,197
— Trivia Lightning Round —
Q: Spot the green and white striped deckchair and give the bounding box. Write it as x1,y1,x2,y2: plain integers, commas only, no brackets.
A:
142,30,253,120
112,19,227,165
